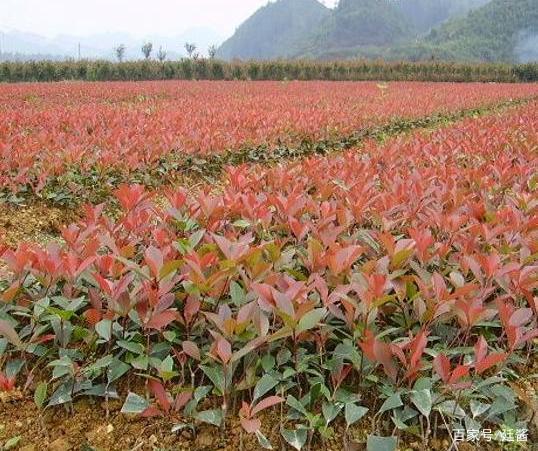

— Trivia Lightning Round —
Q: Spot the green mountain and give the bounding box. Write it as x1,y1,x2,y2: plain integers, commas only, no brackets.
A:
396,0,491,34
296,0,492,59
422,0,538,62
297,0,412,59
217,0,536,62
217,0,330,60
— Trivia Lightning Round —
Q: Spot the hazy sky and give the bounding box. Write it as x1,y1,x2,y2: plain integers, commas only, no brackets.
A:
1,0,337,39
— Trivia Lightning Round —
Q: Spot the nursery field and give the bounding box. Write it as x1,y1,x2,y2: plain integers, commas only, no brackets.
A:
0,80,537,451
1,80,538,204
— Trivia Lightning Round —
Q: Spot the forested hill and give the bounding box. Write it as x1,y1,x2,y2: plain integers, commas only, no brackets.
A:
296,0,412,59
216,0,330,60
217,0,538,63
422,0,538,62
395,0,491,34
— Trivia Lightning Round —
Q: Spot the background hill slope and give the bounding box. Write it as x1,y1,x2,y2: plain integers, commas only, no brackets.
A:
423,0,538,61
217,0,329,60
217,0,537,62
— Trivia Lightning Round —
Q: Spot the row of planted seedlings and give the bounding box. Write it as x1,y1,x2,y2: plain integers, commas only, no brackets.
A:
0,103,537,450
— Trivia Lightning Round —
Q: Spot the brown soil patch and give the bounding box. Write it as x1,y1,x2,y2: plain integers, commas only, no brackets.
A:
0,394,518,451
0,203,77,247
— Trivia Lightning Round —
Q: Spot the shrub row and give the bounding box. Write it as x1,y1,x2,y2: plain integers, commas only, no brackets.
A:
0,59,536,83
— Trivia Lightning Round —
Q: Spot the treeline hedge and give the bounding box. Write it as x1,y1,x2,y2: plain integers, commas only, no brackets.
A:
0,59,537,83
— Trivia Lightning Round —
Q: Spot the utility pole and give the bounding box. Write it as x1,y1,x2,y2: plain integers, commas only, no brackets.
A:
78,42,81,60
0,32,4,56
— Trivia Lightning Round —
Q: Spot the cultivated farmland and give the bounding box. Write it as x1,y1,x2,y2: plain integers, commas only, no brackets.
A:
0,80,537,450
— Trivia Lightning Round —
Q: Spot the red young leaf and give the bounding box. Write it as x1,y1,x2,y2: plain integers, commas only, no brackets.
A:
216,336,232,364
474,336,488,363
148,379,171,413
433,354,451,383
141,406,162,418
145,310,178,331
144,246,164,279
448,364,470,384
509,308,533,327
174,391,193,411
251,395,285,416
182,341,201,360
240,417,261,434
475,352,506,375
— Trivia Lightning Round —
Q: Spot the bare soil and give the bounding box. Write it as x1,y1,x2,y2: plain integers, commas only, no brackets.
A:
0,203,77,247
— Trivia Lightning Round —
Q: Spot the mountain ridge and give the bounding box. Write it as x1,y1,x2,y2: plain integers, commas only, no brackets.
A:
217,0,330,60
217,0,537,63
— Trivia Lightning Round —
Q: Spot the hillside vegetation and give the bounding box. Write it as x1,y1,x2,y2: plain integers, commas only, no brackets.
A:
217,0,329,60
217,0,538,62
297,0,412,59
424,0,538,61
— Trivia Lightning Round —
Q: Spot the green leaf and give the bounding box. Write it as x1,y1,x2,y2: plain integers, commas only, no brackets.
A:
117,340,145,354
378,393,402,414
85,355,113,374
48,383,73,407
4,359,24,378
286,395,308,416
107,358,130,384
233,219,251,229
261,354,275,372
46,306,75,321
296,308,327,334
34,382,48,409
435,400,465,419
131,355,149,370
253,374,279,402
345,403,368,427
391,413,409,430
391,248,413,268
195,409,223,427
49,356,75,380
470,400,490,418
367,435,397,451
322,402,342,425
4,436,22,450
200,365,226,393
268,325,293,342
158,355,177,381
413,377,432,390
194,385,212,402
189,229,205,248
230,281,246,306
410,389,432,417
95,319,112,342
255,430,273,449
159,260,182,279
121,392,149,414
83,384,119,399
281,428,307,451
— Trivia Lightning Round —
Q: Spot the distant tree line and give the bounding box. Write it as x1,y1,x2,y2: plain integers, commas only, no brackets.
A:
0,58,536,83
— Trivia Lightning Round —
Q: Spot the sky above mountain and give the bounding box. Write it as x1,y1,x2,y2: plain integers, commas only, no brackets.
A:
1,0,338,39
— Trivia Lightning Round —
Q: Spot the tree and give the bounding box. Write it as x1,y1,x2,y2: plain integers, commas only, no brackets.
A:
184,42,197,59
157,46,167,62
208,45,217,59
141,42,153,60
115,44,126,62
